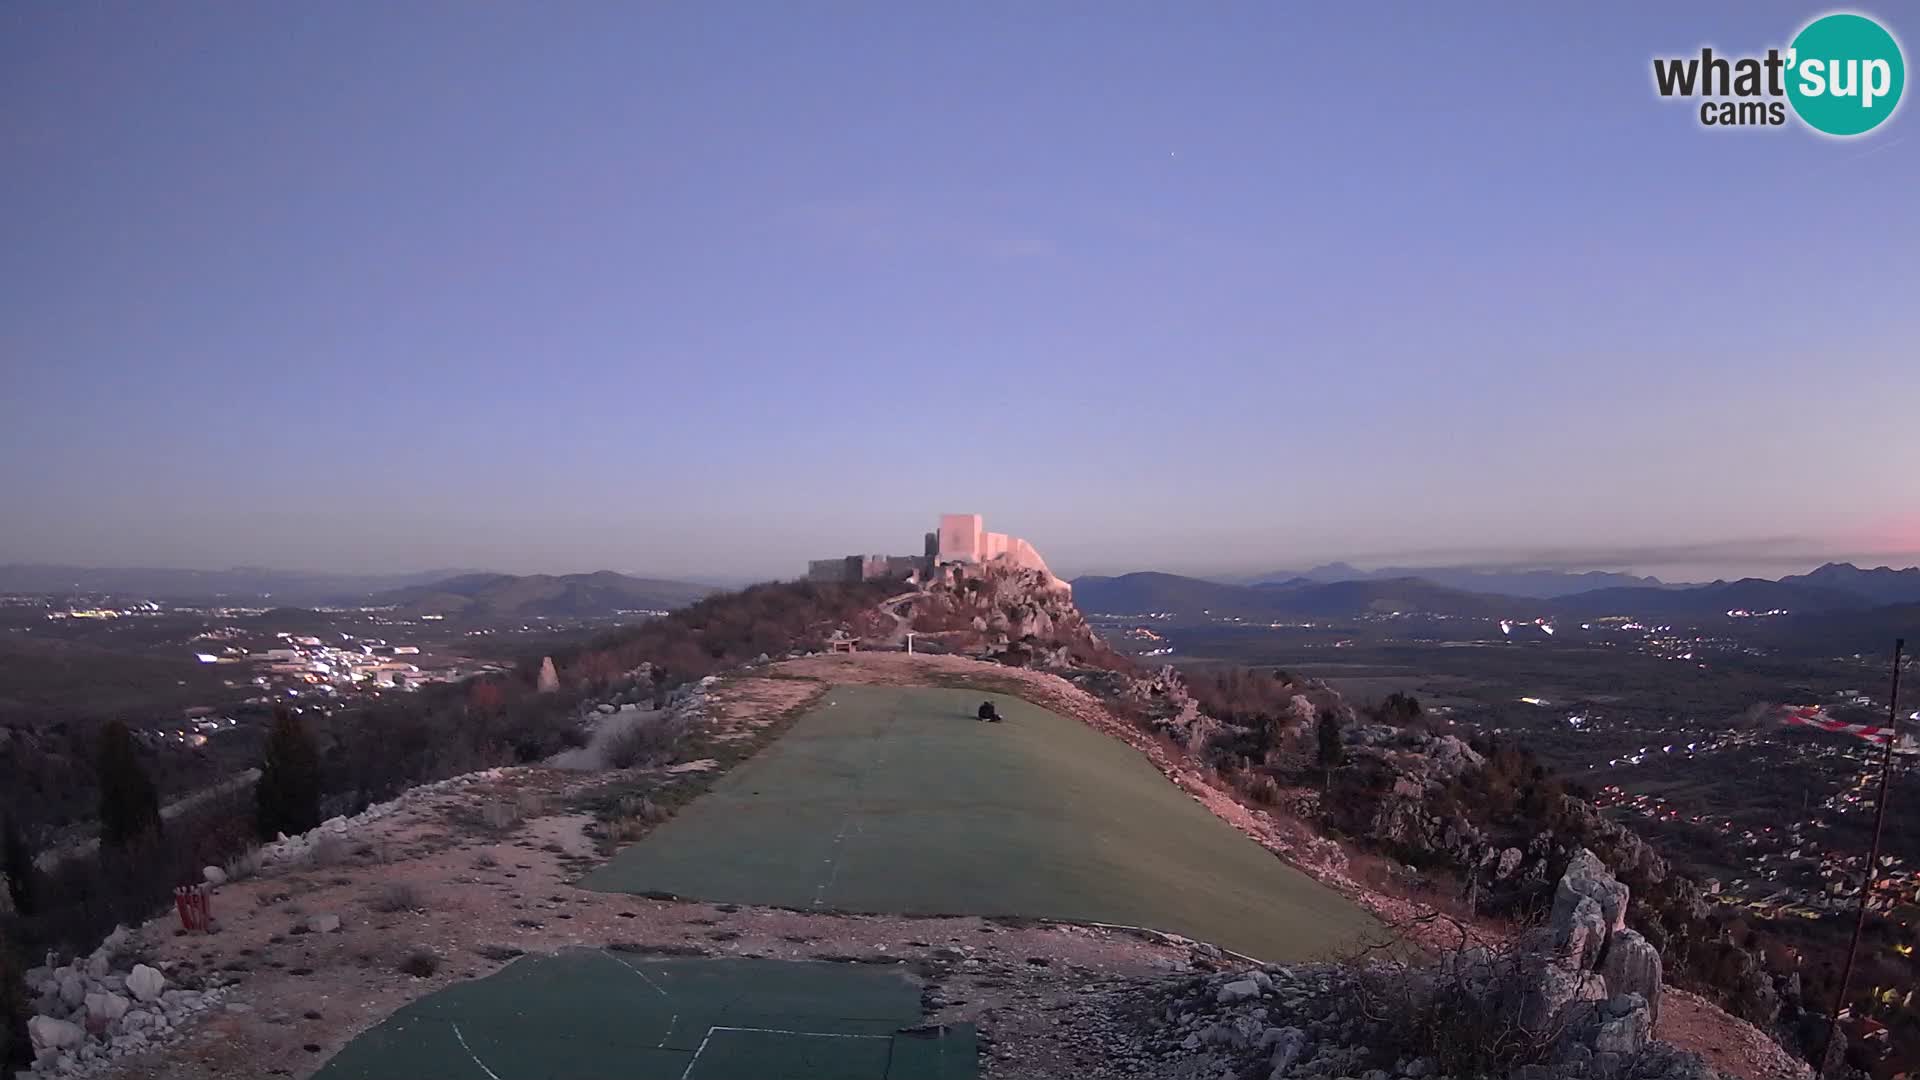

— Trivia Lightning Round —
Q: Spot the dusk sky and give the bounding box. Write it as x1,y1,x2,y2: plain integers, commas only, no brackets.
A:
3,4,1915,583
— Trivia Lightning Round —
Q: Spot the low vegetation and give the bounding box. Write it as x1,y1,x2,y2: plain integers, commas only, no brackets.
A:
368,882,424,915
603,713,689,770
397,948,439,978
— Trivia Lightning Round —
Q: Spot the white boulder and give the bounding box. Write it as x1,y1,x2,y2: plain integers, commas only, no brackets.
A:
1215,978,1261,1005
85,991,131,1023
126,963,166,1003
203,864,228,886
29,1015,85,1051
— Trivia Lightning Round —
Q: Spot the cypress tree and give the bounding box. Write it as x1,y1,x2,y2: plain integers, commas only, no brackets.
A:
1315,707,1346,769
255,708,322,841
96,721,162,849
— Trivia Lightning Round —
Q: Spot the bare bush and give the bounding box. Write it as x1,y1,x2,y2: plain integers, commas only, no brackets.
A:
605,793,668,843
397,949,439,978
1340,914,1574,1077
1241,772,1281,805
478,800,520,832
307,833,347,868
472,852,498,869
604,715,688,770
222,846,265,883
367,882,424,914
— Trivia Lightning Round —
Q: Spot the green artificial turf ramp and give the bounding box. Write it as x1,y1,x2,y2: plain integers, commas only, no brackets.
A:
312,951,972,1080
583,685,1381,961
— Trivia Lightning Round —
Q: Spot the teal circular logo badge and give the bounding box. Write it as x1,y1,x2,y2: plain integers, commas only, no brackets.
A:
1786,13,1905,136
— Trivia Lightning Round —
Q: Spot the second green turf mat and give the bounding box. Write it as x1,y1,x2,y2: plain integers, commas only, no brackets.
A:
583,685,1381,961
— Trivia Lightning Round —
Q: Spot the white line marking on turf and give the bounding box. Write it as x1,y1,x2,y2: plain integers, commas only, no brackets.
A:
813,814,856,907
451,1022,504,1080
601,949,672,997
601,949,679,1045
679,1025,895,1080
813,710,893,908
679,1029,716,1080
710,1025,890,1039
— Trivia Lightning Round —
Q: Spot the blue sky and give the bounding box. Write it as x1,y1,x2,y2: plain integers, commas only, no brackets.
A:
3,4,1915,581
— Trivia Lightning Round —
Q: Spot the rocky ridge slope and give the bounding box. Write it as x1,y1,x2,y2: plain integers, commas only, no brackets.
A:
901,562,1821,1077
1130,853,1706,1080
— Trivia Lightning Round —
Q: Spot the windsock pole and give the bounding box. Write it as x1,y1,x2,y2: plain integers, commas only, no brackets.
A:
1823,638,1905,1075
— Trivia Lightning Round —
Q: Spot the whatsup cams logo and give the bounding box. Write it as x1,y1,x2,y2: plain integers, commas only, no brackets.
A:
1653,11,1905,135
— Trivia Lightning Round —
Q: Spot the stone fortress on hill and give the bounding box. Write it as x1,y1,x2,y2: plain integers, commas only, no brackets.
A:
806,513,1066,591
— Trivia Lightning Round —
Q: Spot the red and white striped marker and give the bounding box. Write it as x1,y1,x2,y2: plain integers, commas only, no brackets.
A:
1781,705,1895,745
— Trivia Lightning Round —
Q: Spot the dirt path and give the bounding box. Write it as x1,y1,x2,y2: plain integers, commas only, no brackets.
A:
873,589,925,648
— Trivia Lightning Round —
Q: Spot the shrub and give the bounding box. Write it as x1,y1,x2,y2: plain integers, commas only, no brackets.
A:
605,794,667,842
368,882,423,914
1370,691,1424,728
478,800,521,832
255,708,322,842
1339,937,1570,1078
514,790,546,819
307,833,348,868
604,716,687,770
222,846,265,883
1243,773,1282,805
96,721,162,849
397,949,439,978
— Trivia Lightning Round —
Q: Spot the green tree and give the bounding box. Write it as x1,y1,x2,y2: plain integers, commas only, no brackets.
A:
255,708,322,841
96,721,161,849
1379,691,1423,726
0,816,33,917
1315,707,1346,769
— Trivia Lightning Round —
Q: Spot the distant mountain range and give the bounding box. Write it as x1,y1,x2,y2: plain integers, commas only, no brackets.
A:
371,571,715,618
0,564,481,605
1236,562,1673,598
1780,563,1920,605
0,563,719,616
1549,578,1873,618
1073,572,1526,620
1074,562,1920,624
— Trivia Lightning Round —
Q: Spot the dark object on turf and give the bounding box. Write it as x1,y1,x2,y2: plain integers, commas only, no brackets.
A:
977,701,1003,722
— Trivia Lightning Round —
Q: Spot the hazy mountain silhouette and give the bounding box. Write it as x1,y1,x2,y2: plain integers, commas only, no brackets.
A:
371,571,713,618
1239,563,1671,598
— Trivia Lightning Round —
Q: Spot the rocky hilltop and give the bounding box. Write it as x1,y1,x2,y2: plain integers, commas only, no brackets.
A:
901,561,1820,1079
1131,853,1698,1080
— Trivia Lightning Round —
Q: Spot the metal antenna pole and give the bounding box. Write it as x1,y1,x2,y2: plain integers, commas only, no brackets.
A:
1823,638,1905,1075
